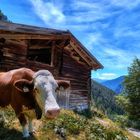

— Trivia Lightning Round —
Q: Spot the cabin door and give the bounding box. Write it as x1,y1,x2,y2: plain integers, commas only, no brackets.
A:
56,87,70,109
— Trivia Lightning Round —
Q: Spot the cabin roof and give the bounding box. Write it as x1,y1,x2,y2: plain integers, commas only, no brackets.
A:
0,21,103,70
0,21,68,35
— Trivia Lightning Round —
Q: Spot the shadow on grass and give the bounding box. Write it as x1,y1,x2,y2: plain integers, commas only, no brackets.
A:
0,125,37,140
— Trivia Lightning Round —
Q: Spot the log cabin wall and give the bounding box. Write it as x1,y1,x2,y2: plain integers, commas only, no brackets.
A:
55,47,92,110
0,40,28,71
63,56,91,110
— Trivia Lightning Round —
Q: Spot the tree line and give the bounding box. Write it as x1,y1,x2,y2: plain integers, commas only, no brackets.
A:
92,57,140,129
116,58,140,129
0,9,9,21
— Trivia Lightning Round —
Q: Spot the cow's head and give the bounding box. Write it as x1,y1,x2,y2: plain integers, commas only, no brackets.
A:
14,70,70,119
33,70,70,119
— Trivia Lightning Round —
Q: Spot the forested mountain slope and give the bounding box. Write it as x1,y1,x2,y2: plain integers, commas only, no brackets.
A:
91,80,124,116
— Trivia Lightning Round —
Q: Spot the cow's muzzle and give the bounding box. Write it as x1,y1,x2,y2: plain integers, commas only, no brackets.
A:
46,109,60,119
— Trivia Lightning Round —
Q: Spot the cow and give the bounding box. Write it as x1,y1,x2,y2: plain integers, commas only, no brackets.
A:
0,68,70,138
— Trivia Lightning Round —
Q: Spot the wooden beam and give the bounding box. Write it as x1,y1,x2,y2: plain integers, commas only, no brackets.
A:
70,41,91,66
64,44,72,51
69,33,103,69
0,33,70,40
56,39,70,49
51,41,55,66
4,39,27,47
29,45,51,49
59,45,65,75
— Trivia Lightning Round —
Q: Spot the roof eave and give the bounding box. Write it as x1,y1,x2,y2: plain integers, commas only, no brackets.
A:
68,31,103,70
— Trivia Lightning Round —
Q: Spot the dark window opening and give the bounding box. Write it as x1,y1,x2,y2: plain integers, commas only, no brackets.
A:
0,48,3,68
27,48,51,65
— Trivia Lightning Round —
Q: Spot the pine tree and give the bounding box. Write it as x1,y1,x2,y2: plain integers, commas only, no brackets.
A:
124,58,140,123
0,10,8,21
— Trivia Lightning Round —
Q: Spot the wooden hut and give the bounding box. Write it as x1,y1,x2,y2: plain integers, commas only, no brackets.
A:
0,21,103,110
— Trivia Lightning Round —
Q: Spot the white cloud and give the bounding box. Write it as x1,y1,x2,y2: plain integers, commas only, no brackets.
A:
85,32,140,70
66,0,119,24
83,32,107,50
102,47,140,70
114,27,140,38
113,11,140,39
104,48,126,59
94,72,118,80
111,0,140,9
104,48,129,68
28,0,119,28
29,0,65,26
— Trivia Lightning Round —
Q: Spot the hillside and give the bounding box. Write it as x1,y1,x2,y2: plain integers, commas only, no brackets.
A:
94,76,125,94
91,80,124,116
0,107,139,140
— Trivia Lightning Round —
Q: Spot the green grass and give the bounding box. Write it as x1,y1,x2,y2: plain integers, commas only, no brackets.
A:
0,107,139,140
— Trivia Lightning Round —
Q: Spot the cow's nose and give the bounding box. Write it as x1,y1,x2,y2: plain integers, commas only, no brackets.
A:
46,109,60,119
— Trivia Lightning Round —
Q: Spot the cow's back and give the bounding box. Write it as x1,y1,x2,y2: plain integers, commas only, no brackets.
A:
10,68,34,81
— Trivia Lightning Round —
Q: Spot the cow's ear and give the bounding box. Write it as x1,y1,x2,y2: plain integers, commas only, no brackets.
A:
56,80,70,90
14,79,34,93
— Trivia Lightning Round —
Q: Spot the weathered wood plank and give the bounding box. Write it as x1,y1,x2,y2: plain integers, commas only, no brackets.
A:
51,43,55,66
3,48,27,56
0,34,70,40
26,60,55,72
3,53,26,61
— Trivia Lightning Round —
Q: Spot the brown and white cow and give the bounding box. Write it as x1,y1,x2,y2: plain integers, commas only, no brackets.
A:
0,68,69,138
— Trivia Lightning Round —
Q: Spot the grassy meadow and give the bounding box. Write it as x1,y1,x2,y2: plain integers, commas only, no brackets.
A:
0,107,139,140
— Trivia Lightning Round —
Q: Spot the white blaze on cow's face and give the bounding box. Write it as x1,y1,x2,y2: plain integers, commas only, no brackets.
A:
33,70,60,119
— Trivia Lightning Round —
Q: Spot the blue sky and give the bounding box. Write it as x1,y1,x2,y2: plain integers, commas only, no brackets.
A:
1,0,140,80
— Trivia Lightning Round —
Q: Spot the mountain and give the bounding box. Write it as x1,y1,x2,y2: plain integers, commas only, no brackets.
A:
101,76,125,94
91,80,124,115
93,78,107,83
93,76,125,94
